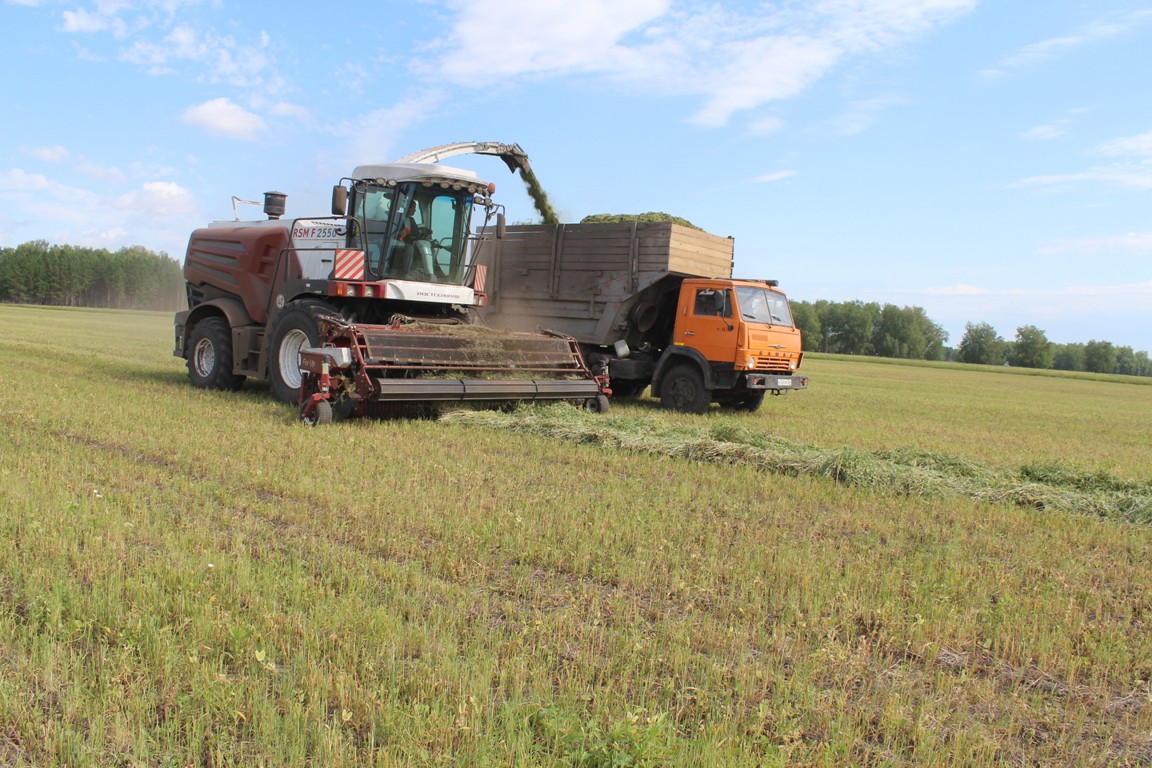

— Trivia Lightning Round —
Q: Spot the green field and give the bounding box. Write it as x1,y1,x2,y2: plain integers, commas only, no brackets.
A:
2,304,1151,766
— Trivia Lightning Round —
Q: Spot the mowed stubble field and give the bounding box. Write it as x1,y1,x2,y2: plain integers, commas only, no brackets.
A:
1,303,1151,767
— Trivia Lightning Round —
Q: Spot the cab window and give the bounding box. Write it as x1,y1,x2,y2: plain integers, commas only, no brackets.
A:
693,288,732,318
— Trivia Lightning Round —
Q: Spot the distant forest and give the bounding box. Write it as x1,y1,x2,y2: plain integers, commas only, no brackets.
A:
792,299,1152,377
1,240,1147,377
0,241,183,311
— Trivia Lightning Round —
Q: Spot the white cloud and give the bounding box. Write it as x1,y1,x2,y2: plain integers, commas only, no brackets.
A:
120,22,273,87
923,284,991,296
750,170,796,184
0,166,196,257
437,0,976,127
76,161,128,184
28,145,70,162
268,102,311,121
22,147,127,183
749,116,785,136
915,280,1152,306
1015,163,1152,191
0,169,51,191
61,8,125,35
0,171,101,227
1023,121,1069,141
828,96,904,136
114,181,196,216
79,226,130,245
182,98,266,140
897,280,1152,349
1015,128,1152,190
1094,130,1152,158
340,94,443,167
1038,232,1152,256
983,9,1152,77
439,0,671,81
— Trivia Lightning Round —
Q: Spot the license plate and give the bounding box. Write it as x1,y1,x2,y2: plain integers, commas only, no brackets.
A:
778,378,792,387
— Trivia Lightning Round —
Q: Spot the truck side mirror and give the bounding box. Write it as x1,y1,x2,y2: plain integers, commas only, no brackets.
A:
496,211,506,239
331,186,348,216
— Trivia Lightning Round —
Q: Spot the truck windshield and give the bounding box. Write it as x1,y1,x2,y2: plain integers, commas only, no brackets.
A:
355,183,473,284
735,286,794,328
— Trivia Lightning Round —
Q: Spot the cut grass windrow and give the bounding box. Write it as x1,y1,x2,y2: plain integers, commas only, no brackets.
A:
442,406,1152,525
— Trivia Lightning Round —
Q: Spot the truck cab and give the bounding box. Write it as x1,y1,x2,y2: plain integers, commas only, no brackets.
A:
655,278,806,412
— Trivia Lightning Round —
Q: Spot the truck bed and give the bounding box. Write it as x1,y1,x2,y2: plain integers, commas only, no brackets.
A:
478,222,735,344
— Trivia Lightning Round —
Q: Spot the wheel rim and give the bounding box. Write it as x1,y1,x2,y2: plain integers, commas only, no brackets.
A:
278,329,309,390
193,338,215,377
668,377,695,409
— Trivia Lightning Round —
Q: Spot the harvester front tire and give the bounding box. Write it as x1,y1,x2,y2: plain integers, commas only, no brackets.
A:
301,399,333,426
584,394,610,414
269,302,325,404
660,364,710,414
187,317,245,391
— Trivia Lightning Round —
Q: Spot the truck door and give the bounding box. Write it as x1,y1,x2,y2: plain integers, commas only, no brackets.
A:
677,285,737,364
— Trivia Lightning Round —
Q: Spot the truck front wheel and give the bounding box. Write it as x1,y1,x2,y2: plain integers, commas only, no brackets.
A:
659,364,710,414
724,389,766,413
187,317,245,391
269,302,327,404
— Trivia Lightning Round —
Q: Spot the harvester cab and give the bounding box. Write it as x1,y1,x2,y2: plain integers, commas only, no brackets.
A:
319,162,500,306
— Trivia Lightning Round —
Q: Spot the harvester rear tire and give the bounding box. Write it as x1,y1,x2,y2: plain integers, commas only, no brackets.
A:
269,301,329,404
659,364,710,414
187,317,245,391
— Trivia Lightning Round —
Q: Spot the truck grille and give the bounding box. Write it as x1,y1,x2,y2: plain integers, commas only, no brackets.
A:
752,356,794,374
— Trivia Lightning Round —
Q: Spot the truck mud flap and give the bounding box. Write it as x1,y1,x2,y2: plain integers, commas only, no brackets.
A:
371,377,601,402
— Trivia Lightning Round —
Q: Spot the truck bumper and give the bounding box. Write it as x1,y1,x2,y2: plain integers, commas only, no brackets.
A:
744,373,808,391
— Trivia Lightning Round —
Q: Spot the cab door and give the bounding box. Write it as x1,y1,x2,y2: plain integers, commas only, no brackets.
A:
675,283,738,364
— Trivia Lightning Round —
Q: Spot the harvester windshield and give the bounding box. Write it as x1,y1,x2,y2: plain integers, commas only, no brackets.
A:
735,285,795,328
353,182,473,285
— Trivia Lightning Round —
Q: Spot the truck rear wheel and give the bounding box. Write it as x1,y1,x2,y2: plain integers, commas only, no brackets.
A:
187,317,245,391
660,364,710,414
269,301,329,404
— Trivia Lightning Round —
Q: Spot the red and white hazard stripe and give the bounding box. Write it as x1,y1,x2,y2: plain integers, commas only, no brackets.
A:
472,264,487,293
332,249,365,281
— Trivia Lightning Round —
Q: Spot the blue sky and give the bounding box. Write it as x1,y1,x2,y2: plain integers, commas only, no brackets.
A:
2,0,1151,352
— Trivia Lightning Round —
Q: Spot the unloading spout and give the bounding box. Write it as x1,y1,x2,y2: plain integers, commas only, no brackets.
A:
395,142,533,177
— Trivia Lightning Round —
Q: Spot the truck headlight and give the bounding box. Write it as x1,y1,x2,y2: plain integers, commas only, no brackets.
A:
747,356,756,369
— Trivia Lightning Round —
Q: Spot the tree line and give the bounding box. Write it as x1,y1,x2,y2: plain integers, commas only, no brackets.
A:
792,299,1152,377
0,241,184,311
3,241,1147,376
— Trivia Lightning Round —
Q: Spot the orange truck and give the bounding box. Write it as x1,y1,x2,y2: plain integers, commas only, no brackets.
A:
476,222,807,413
